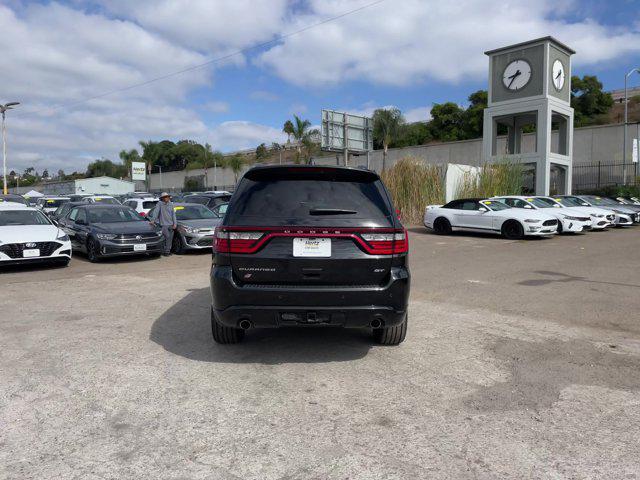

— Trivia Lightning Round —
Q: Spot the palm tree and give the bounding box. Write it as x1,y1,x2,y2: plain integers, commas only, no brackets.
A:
373,108,404,171
291,115,312,163
118,148,141,173
228,154,244,184
283,120,294,143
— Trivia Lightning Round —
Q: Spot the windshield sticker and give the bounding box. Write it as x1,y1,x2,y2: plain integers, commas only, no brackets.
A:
526,198,534,202
174,206,184,210
94,197,102,201
47,200,55,203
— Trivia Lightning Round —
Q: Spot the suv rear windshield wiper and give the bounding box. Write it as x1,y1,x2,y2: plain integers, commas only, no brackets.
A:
309,208,358,215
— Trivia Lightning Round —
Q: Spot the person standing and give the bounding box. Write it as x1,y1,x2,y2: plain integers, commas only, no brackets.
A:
150,192,177,256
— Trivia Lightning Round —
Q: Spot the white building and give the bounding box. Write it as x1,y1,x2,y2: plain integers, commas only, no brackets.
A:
38,176,135,196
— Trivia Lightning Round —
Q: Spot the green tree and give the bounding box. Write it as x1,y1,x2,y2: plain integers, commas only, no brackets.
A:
255,143,268,160
119,148,141,172
288,115,312,163
42,169,50,179
86,158,127,178
227,154,244,184
394,122,432,148
427,102,465,142
373,108,404,171
571,75,613,126
462,90,488,139
283,120,294,143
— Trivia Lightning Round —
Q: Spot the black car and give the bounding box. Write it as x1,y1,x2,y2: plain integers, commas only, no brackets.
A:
184,192,232,210
50,201,85,223
0,194,28,205
59,204,163,262
210,165,410,345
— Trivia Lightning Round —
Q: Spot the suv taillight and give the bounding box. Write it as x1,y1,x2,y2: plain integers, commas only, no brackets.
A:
215,229,264,253
360,230,408,255
215,227,408,255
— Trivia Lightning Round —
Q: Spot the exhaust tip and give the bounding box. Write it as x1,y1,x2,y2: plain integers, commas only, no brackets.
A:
370,318,383,329
238,319,252,330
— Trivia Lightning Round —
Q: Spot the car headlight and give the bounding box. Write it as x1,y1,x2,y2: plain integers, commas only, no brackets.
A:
96,233,117,240
180,225,196,234
524,219,540,223
562,215,581,221
56,232,70,241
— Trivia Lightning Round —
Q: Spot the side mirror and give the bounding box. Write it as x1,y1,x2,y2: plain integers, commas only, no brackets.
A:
524,204,533,209
478,207,488,212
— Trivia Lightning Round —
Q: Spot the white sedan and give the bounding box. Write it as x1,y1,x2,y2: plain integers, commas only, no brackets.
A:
0,202,72,267
491,196,592,233
424,198,558,239
548,196,615,229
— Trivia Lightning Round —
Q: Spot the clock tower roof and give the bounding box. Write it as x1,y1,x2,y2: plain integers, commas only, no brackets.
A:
484,36,576,56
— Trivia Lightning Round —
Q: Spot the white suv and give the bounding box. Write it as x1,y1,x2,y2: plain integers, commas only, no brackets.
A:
122,197,159,217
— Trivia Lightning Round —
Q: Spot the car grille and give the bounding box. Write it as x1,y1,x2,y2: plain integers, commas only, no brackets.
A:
112,233,162,243
0,241,61,259
542,220,558,226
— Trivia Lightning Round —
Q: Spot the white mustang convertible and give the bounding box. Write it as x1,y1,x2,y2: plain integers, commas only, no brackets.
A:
424,198,559,240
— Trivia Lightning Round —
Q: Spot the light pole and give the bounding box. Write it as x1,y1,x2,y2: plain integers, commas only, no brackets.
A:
623,69,640,185
1,102,20,194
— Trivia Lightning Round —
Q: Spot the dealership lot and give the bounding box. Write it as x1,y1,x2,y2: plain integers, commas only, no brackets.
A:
1,228,640,479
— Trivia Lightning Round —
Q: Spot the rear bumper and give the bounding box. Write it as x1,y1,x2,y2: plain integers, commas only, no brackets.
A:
211,265,410,329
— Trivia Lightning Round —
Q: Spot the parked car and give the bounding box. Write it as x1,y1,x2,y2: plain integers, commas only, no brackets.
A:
122,197,159,217
0,202,71,267
80,195,120,205
183,192,232,210
210,202,228,218
59,204,163,262
211,165,410,345
67,194,92,202
491,195,592,233
148,202,222,253
35,196,70,216
0,194,28,205
425,198,558,239
540,196,615,230
607,196,640,214
574,195,640,224
50,201,85,224
554,195,633,227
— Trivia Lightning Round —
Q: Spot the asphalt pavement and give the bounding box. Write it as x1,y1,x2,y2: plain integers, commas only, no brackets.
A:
1,227,639,479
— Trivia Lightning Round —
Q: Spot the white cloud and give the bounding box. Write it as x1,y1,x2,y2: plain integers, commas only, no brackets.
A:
288,103,309,115
259,0,640,87
201,101,230,114
208,121,287,151
404,107,431,123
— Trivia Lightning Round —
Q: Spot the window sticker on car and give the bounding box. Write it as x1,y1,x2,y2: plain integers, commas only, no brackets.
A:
554,198,561,201
95,197,102,201
174,206,184,210
482,201,492,205
47,199,55,203
526,198,534,201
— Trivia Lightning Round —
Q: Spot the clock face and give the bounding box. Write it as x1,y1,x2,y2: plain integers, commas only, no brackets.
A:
552,59,565,90
502,59,532,91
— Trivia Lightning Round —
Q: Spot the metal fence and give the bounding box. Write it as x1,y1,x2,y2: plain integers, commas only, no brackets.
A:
572,162,640,192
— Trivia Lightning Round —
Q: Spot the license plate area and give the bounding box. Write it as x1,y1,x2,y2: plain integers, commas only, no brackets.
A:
292,237,331,257
23,249,40,258
133,243,147,252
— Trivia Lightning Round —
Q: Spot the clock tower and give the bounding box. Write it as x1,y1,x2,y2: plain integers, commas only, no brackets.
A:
482,37,575,195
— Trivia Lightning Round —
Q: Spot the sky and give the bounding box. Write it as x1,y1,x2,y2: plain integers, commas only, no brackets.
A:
2,0,640,174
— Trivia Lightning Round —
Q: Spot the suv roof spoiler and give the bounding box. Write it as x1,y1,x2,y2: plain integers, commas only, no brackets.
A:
242,164,381,182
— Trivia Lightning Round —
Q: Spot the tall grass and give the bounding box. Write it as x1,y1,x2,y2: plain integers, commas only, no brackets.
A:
455,160,524,199
381,157,445,224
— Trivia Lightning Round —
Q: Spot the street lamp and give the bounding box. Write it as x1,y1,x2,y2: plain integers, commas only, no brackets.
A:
623,69,640,185
1,102,20,194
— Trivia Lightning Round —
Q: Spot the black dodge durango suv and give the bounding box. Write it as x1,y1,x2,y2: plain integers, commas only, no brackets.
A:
210,165,410,345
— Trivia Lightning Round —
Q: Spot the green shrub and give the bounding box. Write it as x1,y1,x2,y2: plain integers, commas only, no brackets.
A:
581,184,640,197
455,161,524,198
381,157,445,224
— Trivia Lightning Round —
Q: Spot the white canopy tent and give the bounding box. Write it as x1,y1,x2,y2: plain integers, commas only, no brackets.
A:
22,190,44,198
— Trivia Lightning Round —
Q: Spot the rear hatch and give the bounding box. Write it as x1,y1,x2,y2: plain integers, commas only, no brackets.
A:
217,166,405,286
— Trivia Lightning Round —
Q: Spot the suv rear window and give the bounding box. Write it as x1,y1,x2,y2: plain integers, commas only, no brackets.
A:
142,201,158,209
228,168,392,220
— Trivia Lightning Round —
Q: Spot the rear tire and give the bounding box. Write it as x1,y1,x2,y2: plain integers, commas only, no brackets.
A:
211,308,245,344
501,220,524,240
86,237,101,263
373,314,407,345
433,217,452,235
